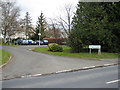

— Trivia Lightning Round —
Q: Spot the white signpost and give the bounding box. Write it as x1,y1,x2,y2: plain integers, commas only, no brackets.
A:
89,45,101,55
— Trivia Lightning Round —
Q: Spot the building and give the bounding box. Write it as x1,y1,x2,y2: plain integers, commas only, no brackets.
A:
10,25,35,39
10,31,26,39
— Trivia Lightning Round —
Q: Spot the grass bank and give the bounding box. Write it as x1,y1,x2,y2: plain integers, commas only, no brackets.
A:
33,47,118,59
0,43,19,47
0,49,11,66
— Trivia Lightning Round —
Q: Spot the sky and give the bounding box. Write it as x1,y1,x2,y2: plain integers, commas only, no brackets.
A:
16,0,79,25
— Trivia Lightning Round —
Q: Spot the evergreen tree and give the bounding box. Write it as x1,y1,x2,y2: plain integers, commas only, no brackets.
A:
69,2,120,53
32,12,46,40
102,2,120,52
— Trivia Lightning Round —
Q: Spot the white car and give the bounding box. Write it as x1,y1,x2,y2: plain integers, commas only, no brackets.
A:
22,40,29,45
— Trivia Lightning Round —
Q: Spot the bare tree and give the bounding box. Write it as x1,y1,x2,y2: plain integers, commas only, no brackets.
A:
59,4,75,38
23,12,34,39
0,0,20,43
46,18,61,43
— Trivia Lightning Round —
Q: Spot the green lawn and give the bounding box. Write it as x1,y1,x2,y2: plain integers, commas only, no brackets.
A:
1,43,19,47
0,49,11,66
33,47,118,59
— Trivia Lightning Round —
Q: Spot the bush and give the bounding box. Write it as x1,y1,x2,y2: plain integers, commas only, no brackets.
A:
48,43,63,52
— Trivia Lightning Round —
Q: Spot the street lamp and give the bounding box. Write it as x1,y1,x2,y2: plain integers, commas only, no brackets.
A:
38,24,41,47
38,32,41,47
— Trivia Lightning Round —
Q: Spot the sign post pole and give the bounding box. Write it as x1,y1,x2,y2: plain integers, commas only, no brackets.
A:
90,48,91,54
98,48,101,55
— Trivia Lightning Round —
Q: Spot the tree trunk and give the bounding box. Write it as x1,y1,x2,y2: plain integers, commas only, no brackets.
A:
4,35,7,44
8,37,11,45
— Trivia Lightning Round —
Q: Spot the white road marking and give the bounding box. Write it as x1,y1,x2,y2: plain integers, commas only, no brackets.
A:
82,67,89,69
89,66,96,68
106,79,120,84
104,64,111,66
32,74,42,77
56,69,72,73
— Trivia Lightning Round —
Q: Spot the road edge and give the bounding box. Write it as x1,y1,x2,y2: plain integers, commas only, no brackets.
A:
2,63,118,81
30,48,118,61
0,55,14,69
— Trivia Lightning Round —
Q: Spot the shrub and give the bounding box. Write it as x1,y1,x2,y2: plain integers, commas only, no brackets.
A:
48,43,63,52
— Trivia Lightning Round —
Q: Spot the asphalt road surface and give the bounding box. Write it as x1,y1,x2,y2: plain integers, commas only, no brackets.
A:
1,45,118,80
2,65,119,88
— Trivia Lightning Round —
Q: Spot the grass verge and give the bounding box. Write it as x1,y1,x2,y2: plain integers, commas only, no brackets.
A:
0,49,11,66
33,47,118,59
1,43,19,47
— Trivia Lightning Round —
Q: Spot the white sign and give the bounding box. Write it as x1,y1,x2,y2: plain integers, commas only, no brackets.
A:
89,45,101,55
89,45,101,49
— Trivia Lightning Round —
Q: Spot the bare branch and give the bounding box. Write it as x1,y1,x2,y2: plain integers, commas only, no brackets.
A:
58,3,74,37
0,1,20,43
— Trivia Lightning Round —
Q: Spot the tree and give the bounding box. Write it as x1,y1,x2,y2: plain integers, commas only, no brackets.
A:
69,2,120,53
32,12,46,40
45,25,61,39
47,19,61,43
102,2,120,52
0,0,20,43
23,12,33,39
59,4,74,38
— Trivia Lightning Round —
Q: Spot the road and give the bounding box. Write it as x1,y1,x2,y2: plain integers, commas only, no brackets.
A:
2,65,119,88
1,45,118,80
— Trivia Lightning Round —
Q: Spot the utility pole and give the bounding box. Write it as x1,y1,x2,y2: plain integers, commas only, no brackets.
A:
38,22,41,47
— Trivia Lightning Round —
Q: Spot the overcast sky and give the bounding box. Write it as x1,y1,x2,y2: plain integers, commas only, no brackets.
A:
16,0,79,25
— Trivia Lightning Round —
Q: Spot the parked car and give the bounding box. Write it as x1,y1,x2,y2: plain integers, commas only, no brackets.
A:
14,39,23,45
14,40,19,45
28,40,36,45
36,40,44,45
22,39,29,45
14,39,28,45
43,40,48,45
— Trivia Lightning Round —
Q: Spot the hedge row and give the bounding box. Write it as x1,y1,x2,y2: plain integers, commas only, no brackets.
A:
43,38,66,45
